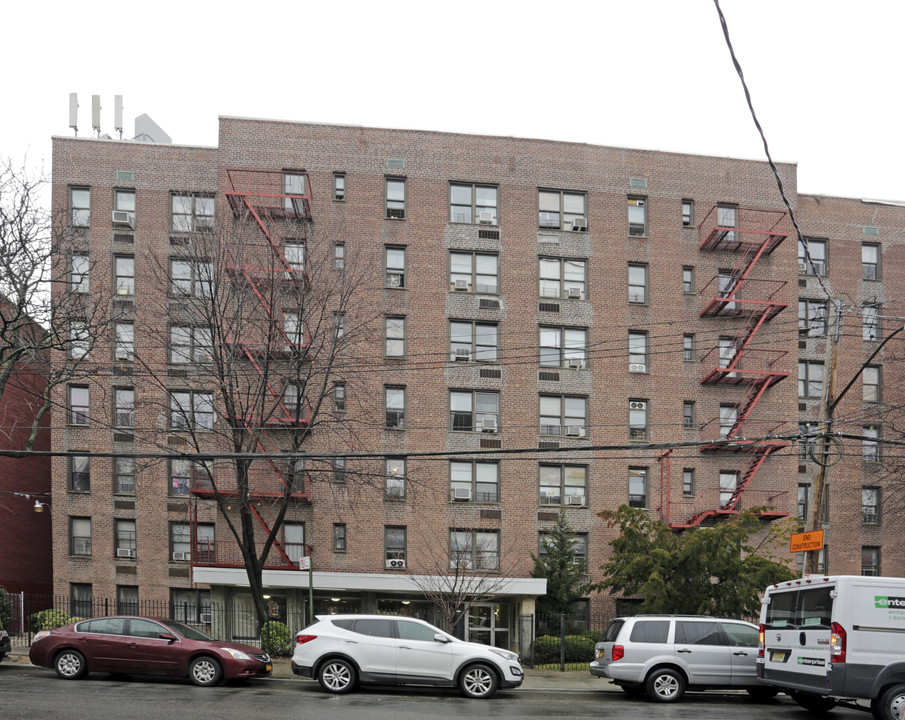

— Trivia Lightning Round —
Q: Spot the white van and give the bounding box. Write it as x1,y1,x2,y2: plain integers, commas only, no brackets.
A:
757,575,905,720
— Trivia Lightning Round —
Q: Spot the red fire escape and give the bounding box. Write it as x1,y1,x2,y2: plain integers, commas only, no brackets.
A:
671,205,791,529
190,169,313,569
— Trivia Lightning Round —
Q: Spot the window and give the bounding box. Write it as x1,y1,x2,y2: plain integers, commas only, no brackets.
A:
385,316,405,357
71,583,93,618
169,458,213,496
682,266,694,293
196,523,215,563
114,322,134,362
114,388,134,428
282,171,307,212
70,517,91,556
863,243,880,280
71,254,89,293
682,468,695,496
540,326,587,368
170,326,213,364
113,256,134,296
719,471,738,509
385,527,406,568
170,522,191,560
68,385,89,425
538,189,586,230
171,589,211,623
283,522,306,566
450,182,498,224
538,465,586,506
862,486,880,524
114,457,135,495
170,259,213,298
718,205,738,243
333,523,347,552
449,321,499,363
69,455,90,492
799,237,827,275
117,586,139,615
683,334,695,362
863,304,880,341
799,299,827,337
799,361,825,399
800,422,816,460
718,270,738,311
451,251,499,294
385,386,405,429
333,383,346,412
450,460,500,502
169,391,214,430
284,241,306,276
863,426,879,462
628,467,647,508
333,457,347,483
449,530,499,570
719,404,738,439
682,200,694,227
628,264,647,304
114,189,135,227
385,178,406,219
171,194,214,232
863,365,880,402
798,483,809,521
450,390,499,432
70,187,90,227
718,336,738,377
333,312,345,339
386,458,405,499
333,242,345,269
334,173,346,202
69,320,89,359
386,246,405,288
539,257,586,300
629,399,648,441
282,311,306,350
540,395,587,437
861,546,880,576
628,331,647,372
538,532,588,565
683,401,695,429
115,519,136,558
627,196,647,236
282,383,300,416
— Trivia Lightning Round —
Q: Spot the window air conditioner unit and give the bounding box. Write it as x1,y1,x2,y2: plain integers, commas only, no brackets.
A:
479,418,497,433
477,211,495,225
112,210,135,228
566,287,582,299
568,357,585,369
199,613,212,623
117,548,136,558
564,425,584,437
386,558,407,569
571,217,587,231
455,348,472,361
566,495,585,506
454,279,469,291
386,273,402,288
172,551,189,561
629,401,647,410
454,487,472,501
629,363,647,373
635,199,645,207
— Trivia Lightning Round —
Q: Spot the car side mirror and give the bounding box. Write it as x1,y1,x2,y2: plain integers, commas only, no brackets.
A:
159,632,178,642
434,633,451,643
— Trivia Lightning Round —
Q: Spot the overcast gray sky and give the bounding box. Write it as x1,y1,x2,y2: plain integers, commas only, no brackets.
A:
4,0,904,201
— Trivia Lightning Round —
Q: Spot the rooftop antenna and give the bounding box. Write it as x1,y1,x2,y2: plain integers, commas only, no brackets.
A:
114,95,123,140
69,93,79,137
91,95,102,137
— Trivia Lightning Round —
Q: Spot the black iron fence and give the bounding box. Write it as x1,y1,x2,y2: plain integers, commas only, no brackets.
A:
519,611,613,671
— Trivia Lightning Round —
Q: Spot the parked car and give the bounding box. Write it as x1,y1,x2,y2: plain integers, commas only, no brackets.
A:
29,615,272,686
0,628,10,662
291,614,523,698
590,614,777,702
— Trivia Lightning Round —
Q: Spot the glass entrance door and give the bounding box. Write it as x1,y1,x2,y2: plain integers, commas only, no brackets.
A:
466,603,511,649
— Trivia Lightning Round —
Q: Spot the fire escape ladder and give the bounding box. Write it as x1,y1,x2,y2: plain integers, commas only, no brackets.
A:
723,447,776,511
729,380,771,439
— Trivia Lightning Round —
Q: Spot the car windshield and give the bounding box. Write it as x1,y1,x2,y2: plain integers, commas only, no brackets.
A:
160,620,214,641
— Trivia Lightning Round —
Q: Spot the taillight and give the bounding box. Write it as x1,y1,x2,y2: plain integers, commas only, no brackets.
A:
612,645,624,661
758,623,765,658
830,622,846,663
296,634,317,645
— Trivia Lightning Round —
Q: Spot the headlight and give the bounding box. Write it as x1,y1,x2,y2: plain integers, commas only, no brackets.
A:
488,648,519,662
221,648,252,660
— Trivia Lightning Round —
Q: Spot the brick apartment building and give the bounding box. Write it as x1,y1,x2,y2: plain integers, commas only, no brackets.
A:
47,117,905,645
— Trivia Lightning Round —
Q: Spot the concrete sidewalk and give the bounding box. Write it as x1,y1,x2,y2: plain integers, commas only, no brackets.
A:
4,646,612,691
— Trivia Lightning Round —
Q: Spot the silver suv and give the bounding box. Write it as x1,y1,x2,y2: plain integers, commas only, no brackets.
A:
590,615,777,702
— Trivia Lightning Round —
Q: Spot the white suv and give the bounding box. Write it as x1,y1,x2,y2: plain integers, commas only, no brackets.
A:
590,615,777,702
291,614,523,699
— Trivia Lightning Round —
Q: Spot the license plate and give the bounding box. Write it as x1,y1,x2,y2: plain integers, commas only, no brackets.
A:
265,664,273,672
770,651,786,662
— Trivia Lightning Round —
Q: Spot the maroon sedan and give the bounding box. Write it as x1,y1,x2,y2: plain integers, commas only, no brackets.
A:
29,616,272,686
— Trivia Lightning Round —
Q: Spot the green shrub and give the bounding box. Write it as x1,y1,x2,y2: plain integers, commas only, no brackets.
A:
563,634,596,662
30,609,71,631
533,635,560,664
261,620,291,657
0,587,11,629
533,633,597,664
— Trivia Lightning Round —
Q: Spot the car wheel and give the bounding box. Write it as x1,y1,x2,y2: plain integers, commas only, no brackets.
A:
874,684,905,720
746,686,780,700
189,656,223,687
317,659,357,694
644,667,685,703
789,690,837,714
459,663,499,699
54,649,87,680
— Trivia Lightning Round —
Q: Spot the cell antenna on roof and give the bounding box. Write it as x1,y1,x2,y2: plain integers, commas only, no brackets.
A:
69,93,79,137
114,95,123,140
91,95,102,137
